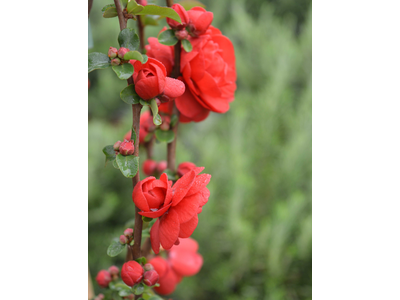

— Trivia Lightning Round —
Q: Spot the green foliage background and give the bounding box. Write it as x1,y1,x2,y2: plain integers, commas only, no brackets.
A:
88,0,311,299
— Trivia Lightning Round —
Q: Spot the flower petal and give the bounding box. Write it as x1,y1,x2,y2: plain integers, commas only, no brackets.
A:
139,203,172,218
185,173,211,197
159,209,180,250
132,177,155,211
170,251,203,277
178,214,198,238
171,193,201,223
150,218,161,254
163,77,185,98
171,170,196,206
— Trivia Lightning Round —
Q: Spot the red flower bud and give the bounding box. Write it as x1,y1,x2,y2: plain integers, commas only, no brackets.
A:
111,58,121,66
121,261,144,287
167,4,189,30
108,47,118,58
108,265,119,276
96,270,112,288
120,235,128,244
144,263,154,271
124,228,134,237
137,0,147,5
113,141,122,151
177,162,197,177
119,140,135,156
187,7,213,36
143,159,157,176
157,161,167,173
95,294,105,300
143,270,159,286
175,29,188,40
118,47,130,59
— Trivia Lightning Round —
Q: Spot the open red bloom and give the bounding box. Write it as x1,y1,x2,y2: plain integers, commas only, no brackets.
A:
132,168,210,253
130,58,185,101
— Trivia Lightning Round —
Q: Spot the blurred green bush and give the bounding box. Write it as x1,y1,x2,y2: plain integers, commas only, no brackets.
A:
89,0,311,299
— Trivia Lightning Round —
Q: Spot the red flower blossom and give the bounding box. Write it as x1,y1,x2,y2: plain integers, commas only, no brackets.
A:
121,261,144,287
130,57,185,101
166,4,189,30
119,139,135,156
132,168,210,253
146,25,236,122
187,7,213,36
177,161,197,177
143,159,157,176
148,256,182,295
96,270,112,288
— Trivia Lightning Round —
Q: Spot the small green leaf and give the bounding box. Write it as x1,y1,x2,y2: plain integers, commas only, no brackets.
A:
118,28,140,51
170,114,178,127
107,240,126,257
134,283,145,295
131,126,137,143
143,15,159,26
121,0,128,6
164,169,177,180
112,159,119,169
120,85,141,105
136,5,182,23
178,0,206,10
112,63,134,80
144,133,153,142
149,99,162,125
158,29,178,46
181,39,192,52
142,216,153,222
140,99,150,106
148,295,163,300
127,0,144,14
135,256,147,265
116,154,139,178
153,114,162,126
103,145,116,165
119,290,132,297
103,7,118,18
88,52,110,73
142,54,148,63
124,51,144,62
101,3,116,12
155,129,175,143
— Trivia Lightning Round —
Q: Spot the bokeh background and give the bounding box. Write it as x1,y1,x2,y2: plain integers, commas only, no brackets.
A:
88,0,311,299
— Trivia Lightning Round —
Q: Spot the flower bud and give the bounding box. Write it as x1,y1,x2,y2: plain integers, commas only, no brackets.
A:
175,29,188,40
121,261,144,287
177,162,197,177
120,234,128,244
155,98,161,106
124,228,134,237
157,161,167,173
143,159,157,176
95,294,105,300
108,265,119,276
113,141,122,151
111,58,121,66
119,140,135,156
166,4,189,30
108,47,118,58
144,263,154,271
137,0,147,5
118,47,130,59
160,115,171,131
143,270,159,286
96,270,112,288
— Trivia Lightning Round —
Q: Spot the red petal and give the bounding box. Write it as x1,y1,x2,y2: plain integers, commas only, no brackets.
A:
170,251,203,277
159,209,180,250
199,187,210,207
160,173,173,205
171,170,196,206
194,12,213,33
178,214,198,238
154,266,180,295
148,256,168,277
135,76,161,100
170,237,199,253
132,177,155,211
139,203,172,218
175,86,209,119
150,219,161,254
163,77,185,98
186,173,211,197
171,193,201,223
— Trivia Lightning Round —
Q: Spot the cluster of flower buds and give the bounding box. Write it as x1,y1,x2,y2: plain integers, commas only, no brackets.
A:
121,261,159,288
166,4,213,39
114,140,135,156
108,46,130,66
95,265,120,289
119,228,134,245
142,159,167,176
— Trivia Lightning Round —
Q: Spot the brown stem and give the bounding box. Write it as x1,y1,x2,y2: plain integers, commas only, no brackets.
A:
166,0,174,7
137,15,145,52
114,0,143,262
88,0,93,18
141,238,152,258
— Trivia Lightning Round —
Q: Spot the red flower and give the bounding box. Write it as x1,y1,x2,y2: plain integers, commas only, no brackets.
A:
145,25,236,122
96,270,112,288
119,139,135,156
132,168,210,253
187,7,213,36
177,161,197,177
166,4,190,30
143,159,157,176
121,261,144,287
148,256,182,295
130,58,185,100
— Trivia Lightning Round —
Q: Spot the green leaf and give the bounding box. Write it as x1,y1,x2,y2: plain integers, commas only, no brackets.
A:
127,0,144,14
149,99,162,126
118,289,132,297
121,0,128,6
131,126,137,143
136,5,182,23
124,51,144,62
101,3,115,12
103,7,118,18
118,28,140,51
178,0,206,10
107,240,126,257
102,145,116,165
158,29,178,46
112,159,119,169
140,99,150,106
155,129,175,143
170,114,178,127
143,16,159,26
142,216,153,222
116,154,139,178
88,52,110,73
120,85,141,105
153,114,162,126
164,169,177,180
148,296,163,300
134,283,145,295
112,63,134,80
142,54,148,63
135,256,147,264
182,39,192,52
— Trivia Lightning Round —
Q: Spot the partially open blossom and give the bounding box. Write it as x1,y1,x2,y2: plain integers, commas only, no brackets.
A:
157,161,167,173
121,261,144,287
118,47,129,59
143,269,159,286
130,58,185,101
96,270,112,288
177,162,197,177
143,159,157,176
187,7,213,36
119,140,135,156
166,4,189,30
132,168,210,253
108,47,118,58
